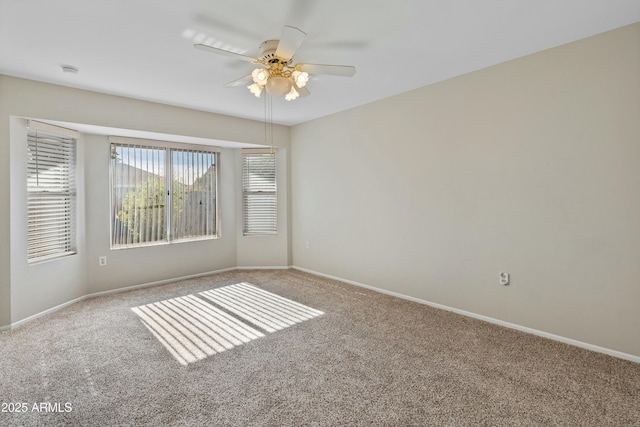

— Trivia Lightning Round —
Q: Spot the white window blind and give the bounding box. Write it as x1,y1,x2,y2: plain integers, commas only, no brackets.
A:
110,143,167,247
27,124,77,262
171,149,217,240
242,148,277,236
110,137,219,249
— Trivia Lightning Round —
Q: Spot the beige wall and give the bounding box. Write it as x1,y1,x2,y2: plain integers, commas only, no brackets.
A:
0,75,290,327
291,23,640,357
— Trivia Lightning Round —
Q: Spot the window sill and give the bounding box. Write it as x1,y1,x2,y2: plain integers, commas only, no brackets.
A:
28,251,77,266
110,235,219,250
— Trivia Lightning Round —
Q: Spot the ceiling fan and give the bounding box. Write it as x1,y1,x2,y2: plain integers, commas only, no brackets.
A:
194,25,356,101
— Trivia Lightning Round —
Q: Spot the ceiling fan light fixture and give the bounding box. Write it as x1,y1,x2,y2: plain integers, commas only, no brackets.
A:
248,83,263,98
292,70,309,88
197,25,355,101
251,68,269,85
285,86,299,101
265,76,292,97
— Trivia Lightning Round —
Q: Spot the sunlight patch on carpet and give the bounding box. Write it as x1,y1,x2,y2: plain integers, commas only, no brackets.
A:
132,283,323,365
200,283,324,333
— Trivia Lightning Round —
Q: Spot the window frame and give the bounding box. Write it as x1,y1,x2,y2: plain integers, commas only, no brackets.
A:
242,148,277,236
26,121,78,263
109,136,220,250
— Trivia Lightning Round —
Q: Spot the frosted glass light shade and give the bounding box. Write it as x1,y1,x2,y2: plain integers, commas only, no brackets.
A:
248,83,263,98
265,76,292,96
252,68,269,85
292,70,309,88
285,86,299,101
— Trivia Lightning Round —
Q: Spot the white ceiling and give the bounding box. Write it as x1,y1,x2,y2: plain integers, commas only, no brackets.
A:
1,0,639,126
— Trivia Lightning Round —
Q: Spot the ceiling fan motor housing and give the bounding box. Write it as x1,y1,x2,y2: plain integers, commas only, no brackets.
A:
259,40,285,63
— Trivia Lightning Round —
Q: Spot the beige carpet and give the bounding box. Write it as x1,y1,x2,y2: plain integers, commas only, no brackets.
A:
0,269,638,426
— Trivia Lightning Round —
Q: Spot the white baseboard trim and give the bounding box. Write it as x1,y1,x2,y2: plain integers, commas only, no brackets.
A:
9,294,88,330
5,266,238,331
85,267,238,299
291,266,640,364
236,265,290,270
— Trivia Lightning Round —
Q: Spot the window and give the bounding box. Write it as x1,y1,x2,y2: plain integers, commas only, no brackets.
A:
27,121,77,262
242,148,277,235
110,137,219,249
171,148,218,240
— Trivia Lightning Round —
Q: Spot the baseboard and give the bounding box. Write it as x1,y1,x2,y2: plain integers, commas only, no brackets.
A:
85,267,238,299
9,294,88,330
291,266,640,364
6,266,238,331
236,265,290,270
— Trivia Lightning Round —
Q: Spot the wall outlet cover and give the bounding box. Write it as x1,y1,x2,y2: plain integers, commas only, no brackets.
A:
499,272,509,285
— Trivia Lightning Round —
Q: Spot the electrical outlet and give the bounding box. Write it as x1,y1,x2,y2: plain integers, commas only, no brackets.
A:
499,272,509,286
99,256,107,266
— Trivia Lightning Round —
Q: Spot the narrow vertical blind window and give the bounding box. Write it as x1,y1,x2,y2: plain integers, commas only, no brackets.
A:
27,127,77,262
171,149,217,240
111,143,166,247
242,149,277,235
110,137,219,249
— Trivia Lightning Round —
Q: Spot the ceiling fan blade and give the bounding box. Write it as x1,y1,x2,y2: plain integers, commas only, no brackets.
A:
224,74,254,88
297,86,310,97
194,44,260,63
275,26,306,60
297,63,356,77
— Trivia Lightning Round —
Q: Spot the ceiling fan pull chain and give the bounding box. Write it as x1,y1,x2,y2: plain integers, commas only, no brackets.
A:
270,95,274,155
